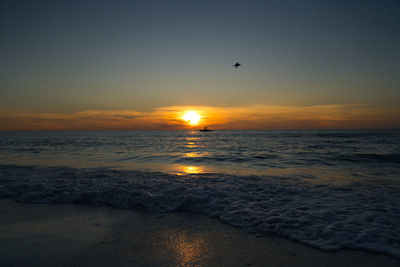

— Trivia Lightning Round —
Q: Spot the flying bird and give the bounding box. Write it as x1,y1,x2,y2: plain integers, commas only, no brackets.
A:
233,62,241,69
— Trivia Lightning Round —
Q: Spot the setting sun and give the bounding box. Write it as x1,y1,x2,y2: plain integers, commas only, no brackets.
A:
182,111,201,126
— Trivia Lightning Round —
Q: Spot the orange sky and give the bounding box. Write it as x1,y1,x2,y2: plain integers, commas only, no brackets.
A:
1,104,399,131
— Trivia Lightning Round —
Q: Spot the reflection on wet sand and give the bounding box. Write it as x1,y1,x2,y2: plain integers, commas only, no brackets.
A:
162,231,208,267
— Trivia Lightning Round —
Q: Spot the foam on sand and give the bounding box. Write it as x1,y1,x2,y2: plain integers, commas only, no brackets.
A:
1,164,400,259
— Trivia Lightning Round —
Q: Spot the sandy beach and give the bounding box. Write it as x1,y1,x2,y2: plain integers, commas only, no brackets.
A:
0,198,398,267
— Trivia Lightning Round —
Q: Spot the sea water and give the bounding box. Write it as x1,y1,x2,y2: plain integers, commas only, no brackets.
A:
0,130,400,257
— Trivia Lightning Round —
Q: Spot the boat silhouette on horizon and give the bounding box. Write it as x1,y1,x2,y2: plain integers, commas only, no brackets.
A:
199,127,212,132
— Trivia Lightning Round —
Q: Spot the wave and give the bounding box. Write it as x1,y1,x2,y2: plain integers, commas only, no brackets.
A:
1,164,399,259
312,130,398,138
332,153,400,164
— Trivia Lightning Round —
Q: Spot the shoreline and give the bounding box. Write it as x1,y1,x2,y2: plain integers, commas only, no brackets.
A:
1,198,399,267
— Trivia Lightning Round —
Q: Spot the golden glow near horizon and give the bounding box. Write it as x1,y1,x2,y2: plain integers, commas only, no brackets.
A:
1,104,399,130
182,111,201,126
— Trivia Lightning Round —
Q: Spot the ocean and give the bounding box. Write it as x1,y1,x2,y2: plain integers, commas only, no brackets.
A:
1,130,400,257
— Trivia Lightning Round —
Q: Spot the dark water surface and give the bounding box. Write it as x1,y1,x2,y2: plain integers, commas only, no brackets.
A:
0,130,399,183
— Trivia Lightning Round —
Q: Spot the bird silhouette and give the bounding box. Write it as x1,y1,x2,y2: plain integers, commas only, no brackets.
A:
233,62,241,69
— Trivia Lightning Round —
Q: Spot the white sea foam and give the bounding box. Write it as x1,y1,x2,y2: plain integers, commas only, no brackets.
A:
1,164,400,258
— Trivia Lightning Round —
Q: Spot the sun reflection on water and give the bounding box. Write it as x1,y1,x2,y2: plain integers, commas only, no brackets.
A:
184,136,200,148
185,142,197,148
185,152,198,158
184,152,209,158
180,165,204,174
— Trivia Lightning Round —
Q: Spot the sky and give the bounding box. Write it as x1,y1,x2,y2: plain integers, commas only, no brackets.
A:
1,0,399,130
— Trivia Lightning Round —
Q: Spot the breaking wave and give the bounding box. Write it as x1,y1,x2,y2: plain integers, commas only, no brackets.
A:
1,164,400,259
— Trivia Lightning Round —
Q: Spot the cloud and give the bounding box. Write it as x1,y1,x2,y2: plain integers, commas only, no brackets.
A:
0,104,399,130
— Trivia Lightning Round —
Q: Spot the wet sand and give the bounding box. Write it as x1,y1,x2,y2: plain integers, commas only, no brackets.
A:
0,198,398,267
